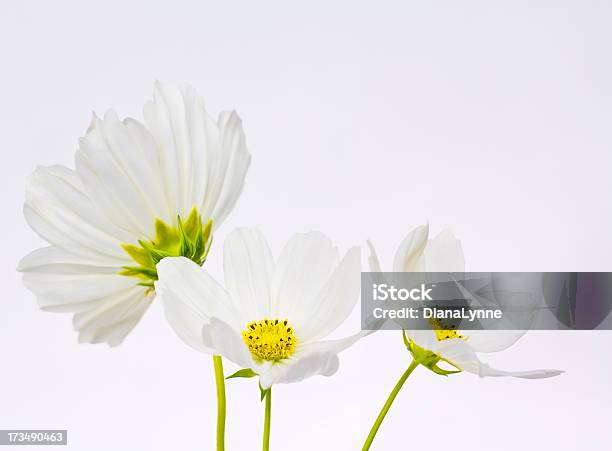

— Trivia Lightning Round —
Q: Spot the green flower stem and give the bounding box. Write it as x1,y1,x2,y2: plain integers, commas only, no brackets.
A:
262,388,272,451
213,355,226,451
362,358,420,451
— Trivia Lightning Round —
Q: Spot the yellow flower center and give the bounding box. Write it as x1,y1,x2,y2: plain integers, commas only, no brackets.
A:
242,318,297,362
429,318,467,341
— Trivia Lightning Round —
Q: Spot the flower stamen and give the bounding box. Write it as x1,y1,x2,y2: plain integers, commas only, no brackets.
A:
429,318,467,341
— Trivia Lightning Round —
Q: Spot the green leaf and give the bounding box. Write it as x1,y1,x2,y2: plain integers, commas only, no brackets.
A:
226,368,258,380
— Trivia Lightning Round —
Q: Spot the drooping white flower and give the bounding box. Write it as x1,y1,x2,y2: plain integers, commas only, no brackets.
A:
369,224,562,378
18,82,251,346
155,228,365,389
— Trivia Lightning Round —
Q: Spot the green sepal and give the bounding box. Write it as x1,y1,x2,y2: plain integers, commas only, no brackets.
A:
182,208,200,235
402,328,412,349
121,243,153,267
402,330,462,377
202,222,213,261
259,383,271,402
120,266,158,280
202,219,213,245
428,362,462,376
226,368,258,380
119,208,214,286
153,220,179,250
137,281,155,288
148,248,173,265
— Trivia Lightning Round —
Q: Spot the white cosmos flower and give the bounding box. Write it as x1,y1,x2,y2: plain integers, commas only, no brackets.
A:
155,228,366,389
369,224,562,379
18,82,251,346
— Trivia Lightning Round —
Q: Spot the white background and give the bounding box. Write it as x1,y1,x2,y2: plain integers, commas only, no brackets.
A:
1,1,611,450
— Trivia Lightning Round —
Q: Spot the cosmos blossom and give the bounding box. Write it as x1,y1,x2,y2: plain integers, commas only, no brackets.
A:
156,228,367,389
369,224,562,378
363,224,563,450
156,228,368,450
18,82,250,346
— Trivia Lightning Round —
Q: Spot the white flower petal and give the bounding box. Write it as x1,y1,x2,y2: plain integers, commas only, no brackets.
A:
366,240,383,273
436,339,563,379
405,329,440,353
258,351,339,389
143,82,198,216
364,241,391,331
200,317,254,369
24,165,132,261
74,286,153,346
477,364,564,379
270,232,340,326
155,257,242,335
299,329,372,355
24,274,135,312
21,250,136,312
143,82,250,226
18,246,122,275
205,110,251,228
297,247,361,342
223,228,274,321
76,111,165,238
392,224,429,272
122,117,175,222
423,229,465,272
464,330,527,353
434,338,482,373
158,287,214,354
